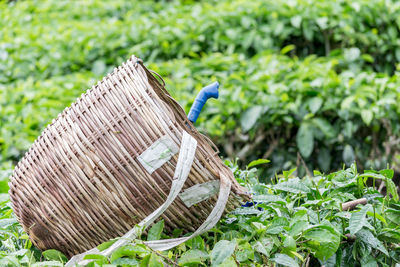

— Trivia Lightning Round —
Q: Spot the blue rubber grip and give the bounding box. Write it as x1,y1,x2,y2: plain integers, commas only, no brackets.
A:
188,81,219,123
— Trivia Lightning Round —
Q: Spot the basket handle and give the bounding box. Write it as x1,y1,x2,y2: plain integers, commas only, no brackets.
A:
66,131,231,266
144,172,231,251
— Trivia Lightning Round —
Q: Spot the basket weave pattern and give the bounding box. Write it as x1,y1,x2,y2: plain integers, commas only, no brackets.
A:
9,56,246,257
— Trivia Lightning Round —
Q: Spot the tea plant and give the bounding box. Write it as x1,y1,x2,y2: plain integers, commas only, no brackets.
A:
1,0,400,265
1,162,399,266
154,52,400,176
3,0,400,175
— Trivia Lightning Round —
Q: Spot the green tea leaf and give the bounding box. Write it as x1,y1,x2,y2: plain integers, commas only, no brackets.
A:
32,261,64,267
240,106,263,132
83,254,109,265
112,257,139,265
309,97,323,114
343,145,355,166
290,15,302,28
366,211,387,225
361,110,373,125
304,226,340,260
97,238,118,252
110,244,149,262
235,240,254,262
178,249,209,265
274,179,311,194
247,159,270,168
185,235,205,250
385,178,399,201
281,45,296,55
348,204,370,235
356,229,389,256
217,256,237,267
148,253,165,267
360,254,377,267
379,169,394,179
296,123,314,158
252,241,269,257
253,194,285,204
210,240,236,266
271,253,299,267
147,219,164,241
42,249,67,263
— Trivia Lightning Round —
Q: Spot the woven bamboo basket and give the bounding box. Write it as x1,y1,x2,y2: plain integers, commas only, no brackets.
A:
8,55,248,262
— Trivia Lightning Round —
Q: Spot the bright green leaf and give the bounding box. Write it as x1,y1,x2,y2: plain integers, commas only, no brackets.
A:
210,240,236,266
178,249,209,266
147,220,164,241
297,123,314,158
42,249,67,263
348,204,370,235
271,253,299,267
247,159,270,168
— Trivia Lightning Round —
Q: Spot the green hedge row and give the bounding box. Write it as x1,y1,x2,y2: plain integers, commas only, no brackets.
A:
153,52,400,176
0,72,96,166
2,0,400,86
2,0,400,175
3,50,400,177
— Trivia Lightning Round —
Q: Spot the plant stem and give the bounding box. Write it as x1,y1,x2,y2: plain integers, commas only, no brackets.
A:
341,198,367,211
373,204,376,229
147,247,180,267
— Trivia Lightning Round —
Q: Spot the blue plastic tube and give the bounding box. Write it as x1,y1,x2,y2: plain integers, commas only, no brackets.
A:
188,81,219,123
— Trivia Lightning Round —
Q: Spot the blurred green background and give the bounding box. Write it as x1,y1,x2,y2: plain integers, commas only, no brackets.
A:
2,0,400,191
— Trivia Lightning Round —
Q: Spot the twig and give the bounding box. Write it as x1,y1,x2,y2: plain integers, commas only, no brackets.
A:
323,30,331,56
342,233,356,243
341,198,367,211
237,131,265,158
301,253,310,267
378,179,386,193
147,246,180,267
305,256,310,267
223,138,234,158
297,239,311,244
297,152,312,177
263,138,279,159
296,152,301,176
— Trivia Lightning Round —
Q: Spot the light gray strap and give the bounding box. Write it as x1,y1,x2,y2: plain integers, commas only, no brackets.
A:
66,131,197,266
144,172,231,251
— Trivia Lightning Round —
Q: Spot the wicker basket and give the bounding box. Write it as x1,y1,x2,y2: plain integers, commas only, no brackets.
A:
8,55,248,263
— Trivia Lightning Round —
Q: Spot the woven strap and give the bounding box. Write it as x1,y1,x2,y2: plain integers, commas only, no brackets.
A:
66,131,231,266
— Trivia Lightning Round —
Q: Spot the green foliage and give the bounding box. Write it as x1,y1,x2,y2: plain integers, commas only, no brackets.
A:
1,0,400,266
2,0,400,78
158,52,400,176
1,162,399,266
42,249,68,263
2,0,400,176
147,220,164,241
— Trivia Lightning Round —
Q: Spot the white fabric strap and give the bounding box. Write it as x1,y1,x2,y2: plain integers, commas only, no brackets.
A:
144,173,231,251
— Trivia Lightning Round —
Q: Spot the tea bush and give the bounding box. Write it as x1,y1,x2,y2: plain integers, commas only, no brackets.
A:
1,163,400,266
2,0,400,176
3,51,400,178
154,52,400,176
2,0,400,81
2,0,400,265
